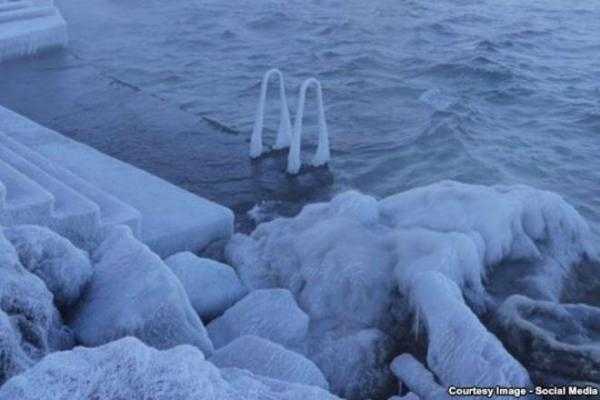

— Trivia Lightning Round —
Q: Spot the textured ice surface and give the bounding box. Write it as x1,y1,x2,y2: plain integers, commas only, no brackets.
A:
390,354,446,400
4,225,92,308
496,295,600,384
226,181,595,397
207,288,309,350
0,229,72,384
209,335,329,389
0,337,341,400
165,251,246,321
69,226,213,354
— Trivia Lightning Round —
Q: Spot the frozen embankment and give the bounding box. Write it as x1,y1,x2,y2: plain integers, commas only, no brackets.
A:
0,0,68,62
0,180,598,399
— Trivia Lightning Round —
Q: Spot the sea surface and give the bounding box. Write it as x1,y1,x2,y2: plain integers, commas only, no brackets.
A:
26,0,600,233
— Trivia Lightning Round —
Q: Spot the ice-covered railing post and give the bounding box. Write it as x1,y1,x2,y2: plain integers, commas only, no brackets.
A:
287,78,330,175
249,68,292,159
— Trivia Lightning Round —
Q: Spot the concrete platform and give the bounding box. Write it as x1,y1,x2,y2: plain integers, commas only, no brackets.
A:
0,1,67,62
0,105,234,257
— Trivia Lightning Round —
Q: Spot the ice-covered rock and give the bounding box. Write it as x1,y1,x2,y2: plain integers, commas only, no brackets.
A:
409,272,533,390
209,335,329,389
165,251,246,321
0,230,73,384
69,226,213,355
0,337,341,400
4,225,92,308
225,181,593,397
496,295,600,383
207,288,309,349
390,354,446,400
310,328,397,400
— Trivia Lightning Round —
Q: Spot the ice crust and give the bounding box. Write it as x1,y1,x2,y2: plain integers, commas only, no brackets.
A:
165,251,247,321
69,226,214,355
226,181,595,397
0,337,342,400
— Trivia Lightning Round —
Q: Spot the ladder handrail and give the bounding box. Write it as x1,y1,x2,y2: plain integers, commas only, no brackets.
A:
249,68,292,158
287,78,330,174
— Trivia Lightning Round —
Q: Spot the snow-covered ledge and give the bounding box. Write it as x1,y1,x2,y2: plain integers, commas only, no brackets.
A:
0,0,68,62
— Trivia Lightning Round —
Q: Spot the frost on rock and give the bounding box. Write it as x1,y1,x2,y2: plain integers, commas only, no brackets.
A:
0,337,341,400
0,229,73,385
310,328,397,400
207,288,309,350
165,251,247,321
209,335,329,389
495,295,600,384
226,181,594,397
69,226,213,355
4,225,92,308
390,354,446,400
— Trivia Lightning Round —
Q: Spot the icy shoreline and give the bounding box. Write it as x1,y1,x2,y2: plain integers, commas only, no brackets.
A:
0,180,598,399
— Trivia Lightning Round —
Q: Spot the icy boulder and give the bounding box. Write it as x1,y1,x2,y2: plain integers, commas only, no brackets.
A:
310,328,397,400
0,230,73,384
0,337,341,400
409,272,533,390
390,354,446,400
496,295,600,383
226,182,595,398
209,335,329,389
0,309,32,384
165,251,246,321
4,225,92,308
207,288,309,349
69,226,213,355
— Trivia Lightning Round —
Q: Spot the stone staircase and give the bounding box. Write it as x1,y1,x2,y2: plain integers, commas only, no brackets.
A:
0,106,234,257
0,0,67,62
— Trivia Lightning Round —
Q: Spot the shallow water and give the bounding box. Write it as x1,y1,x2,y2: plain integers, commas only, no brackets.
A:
40,0,600,234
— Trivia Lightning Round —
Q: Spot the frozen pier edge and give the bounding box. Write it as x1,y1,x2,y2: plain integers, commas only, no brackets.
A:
0,105,234,256
0,0,67,62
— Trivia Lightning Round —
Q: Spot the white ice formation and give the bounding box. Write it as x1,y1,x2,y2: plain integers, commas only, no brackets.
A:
0,337,342,400
165,251,247,321
226,180,596,398
69,226,214,355
248,71,331,174
250,68,293,158
287,78,331,174
0,0,68,62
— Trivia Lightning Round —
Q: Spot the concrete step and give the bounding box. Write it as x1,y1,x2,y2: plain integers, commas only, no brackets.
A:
0,106,234,257
0,6,54,24
0,131,142,244
0,157,54,226
0,1,33,13
0,135,103,247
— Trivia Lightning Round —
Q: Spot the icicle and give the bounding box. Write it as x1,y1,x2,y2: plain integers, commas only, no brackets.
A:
249,68,292,159
287,78,330,174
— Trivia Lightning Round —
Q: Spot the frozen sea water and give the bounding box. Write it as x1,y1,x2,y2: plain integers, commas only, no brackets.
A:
1,0,600,239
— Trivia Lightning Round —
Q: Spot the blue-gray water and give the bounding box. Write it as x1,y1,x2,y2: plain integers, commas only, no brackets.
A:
26,0,600,233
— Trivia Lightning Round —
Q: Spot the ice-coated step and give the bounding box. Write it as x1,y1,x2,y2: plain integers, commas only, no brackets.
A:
0,6,54,24
0,157,54,226
0,1,33,13
0,131,141,238
0,106,234,257
0,4,67,63
0,136,103,247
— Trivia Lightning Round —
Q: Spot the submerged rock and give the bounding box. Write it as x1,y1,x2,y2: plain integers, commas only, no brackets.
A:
165,251,246,321
4,225,92,308
209,335,329,389
496,295,600,383
69,226,213,355
207,288,309,350
0,337,341,400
